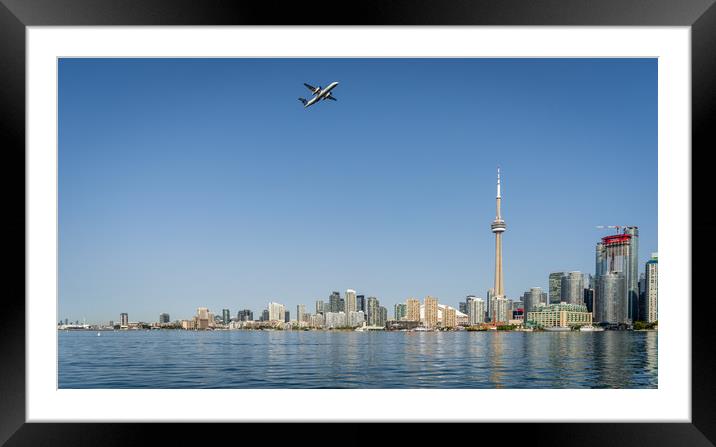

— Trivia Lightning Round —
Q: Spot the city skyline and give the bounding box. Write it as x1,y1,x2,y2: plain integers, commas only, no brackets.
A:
59,58,657,323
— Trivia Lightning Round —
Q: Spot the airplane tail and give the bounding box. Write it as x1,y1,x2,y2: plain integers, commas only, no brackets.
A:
298,97,307,106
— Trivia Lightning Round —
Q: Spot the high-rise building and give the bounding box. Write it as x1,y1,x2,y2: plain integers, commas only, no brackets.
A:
443,306,457,328
491,168,507,298
486,288,495,321
549,272,565,304
356,295,366,313
284,311,290,323
394,303,407,320
159,313,170,324
583,288,594,313
238,309,253,321
594,228,638,324
459,302,467,314
644,253,658,323
490,297,510,324
638,273,647,321
379,306,388,327
329,291,341,313
268,302,286,322
524,287,544,313
624,227,640,322
406,298,421,322
315,300,325,314
561,271,584,305
424,296,439,329
468,298,486,325
345,289,357,314
297,304,306,324
222,309,230,325
366,297,380,326
196,307,210,330
261,309,269,321
594,272,626,324
120,313,129,327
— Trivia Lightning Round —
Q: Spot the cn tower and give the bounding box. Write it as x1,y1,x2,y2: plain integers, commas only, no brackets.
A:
491,167,506,297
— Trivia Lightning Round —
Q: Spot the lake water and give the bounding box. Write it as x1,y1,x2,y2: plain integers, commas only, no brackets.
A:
58,330,658,388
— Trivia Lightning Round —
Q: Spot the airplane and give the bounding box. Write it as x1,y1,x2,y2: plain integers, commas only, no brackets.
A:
298,81,339,108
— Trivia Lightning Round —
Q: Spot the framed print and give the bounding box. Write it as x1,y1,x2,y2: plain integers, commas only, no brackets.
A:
3,0,715,445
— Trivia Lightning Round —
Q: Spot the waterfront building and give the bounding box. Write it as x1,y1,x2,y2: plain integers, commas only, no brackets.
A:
261,309,269,322
524,287,544,313
594,227,638,324
638,273,647,321
315,300,325,314
159,313,170,324
238,309,253,322
181,319,196,330
394,303,407,321
284,311,290,323
459,302,467,314
339,298,345,312
348,311,366,327
356,295,366,313
268,302,286,322
490,297,510,324
406,298,421,321
120,313,129,328
345,289,357,315
222,309,230,325
561,271,584,305
549,272,565,304
379,307,388,327
367,297,381,326
424,296,439,328
443,306,457,328
645,253,658,323
310,313,325,328
329,291,341,313
196,307,210,330
526,303,592,328
297,304,306,324
325,311,347,328
594,272,626,324
468,298,486,325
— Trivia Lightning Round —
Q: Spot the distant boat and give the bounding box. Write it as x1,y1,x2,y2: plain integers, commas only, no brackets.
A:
579,326,605,332
544,326,572,332
97,332,101,336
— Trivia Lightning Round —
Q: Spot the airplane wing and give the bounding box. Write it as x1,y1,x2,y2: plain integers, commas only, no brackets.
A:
304,83,319,93
325,95,337,101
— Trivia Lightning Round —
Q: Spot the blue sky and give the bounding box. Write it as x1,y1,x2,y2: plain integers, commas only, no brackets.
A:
58,58,657,324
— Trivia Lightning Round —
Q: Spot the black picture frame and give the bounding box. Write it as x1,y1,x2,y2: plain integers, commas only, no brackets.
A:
3,0,714,445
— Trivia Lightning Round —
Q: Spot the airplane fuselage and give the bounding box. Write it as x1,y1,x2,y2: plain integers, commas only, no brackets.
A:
304,81,339,108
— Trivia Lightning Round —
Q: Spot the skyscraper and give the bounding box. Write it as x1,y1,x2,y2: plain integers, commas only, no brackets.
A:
468,298,486,325
159,313,170,324
238,309,253,321
297,304,306,324
524,287,543,313
120,313,128,327
345,289,357,314
394,303,407,320
315,300,325,314
268,302,286,322
222,309,230,325
329,291,340,313
366,297,380,326
645,253,658,323
549,272,565,304
443,306,457,328
561,271,584,305
491,168,507,298
356,295,366,313
594,272,626,324
424,296,438,329
406,298,421,322
594,228,638,324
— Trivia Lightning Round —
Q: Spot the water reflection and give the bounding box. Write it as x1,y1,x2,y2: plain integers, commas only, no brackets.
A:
58,330,658,389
